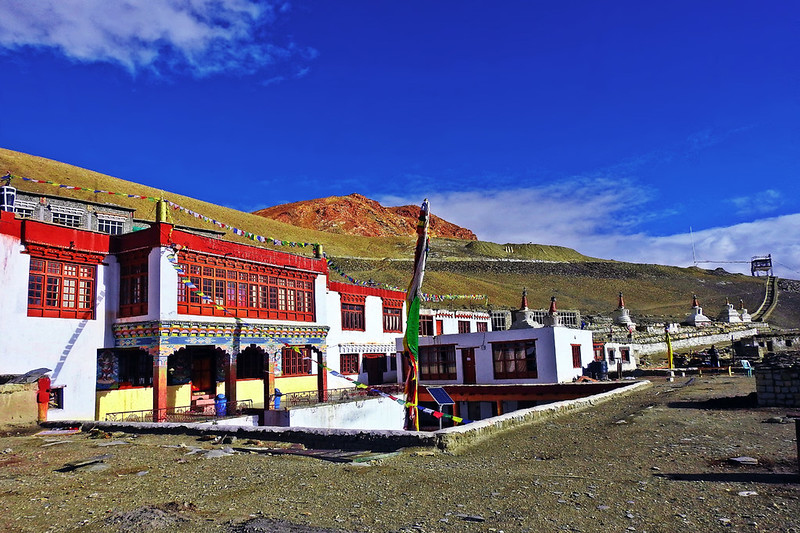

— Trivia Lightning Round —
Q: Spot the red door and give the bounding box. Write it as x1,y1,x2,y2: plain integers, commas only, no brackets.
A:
461,348,476,384
436,320,444,336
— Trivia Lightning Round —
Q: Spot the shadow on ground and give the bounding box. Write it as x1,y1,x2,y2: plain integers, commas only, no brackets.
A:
655,472,800,484
667,392,759,410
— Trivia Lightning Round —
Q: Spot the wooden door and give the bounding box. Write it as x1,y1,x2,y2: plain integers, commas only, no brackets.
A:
364,353,385,385
192,349,215,394
461,348,476,384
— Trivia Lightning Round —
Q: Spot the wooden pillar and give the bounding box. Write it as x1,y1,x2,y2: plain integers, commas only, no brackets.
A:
453,401,461,419
225,351,237,407
264,349,276,410
316,347,328,403
495,400,504,416
152,344,168,422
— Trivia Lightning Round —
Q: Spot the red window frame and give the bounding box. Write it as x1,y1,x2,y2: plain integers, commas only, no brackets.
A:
382,299,402,332
492,340,538,379
620,347,631,363
281,346,311,377
28,257,96,319
458,320,471,333
571,344,582,369
341,303,365,330
476,322,488,332
340,353,359,374
176,251,315,321
119,251,148,317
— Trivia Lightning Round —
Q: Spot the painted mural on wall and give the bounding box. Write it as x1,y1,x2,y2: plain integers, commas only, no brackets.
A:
96,350,119,390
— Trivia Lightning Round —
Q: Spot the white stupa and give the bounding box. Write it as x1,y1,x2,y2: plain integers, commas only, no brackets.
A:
685,294,711,326
612,292,636,330
543,296,562,327
717,297,742,323
510,288,543,329
739,299,752,323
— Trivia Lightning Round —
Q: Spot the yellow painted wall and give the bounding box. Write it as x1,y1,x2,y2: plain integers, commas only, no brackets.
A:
95,384,191,420
236,379,264,408
169,384,191,409
96,387,152,420
274,375,318,394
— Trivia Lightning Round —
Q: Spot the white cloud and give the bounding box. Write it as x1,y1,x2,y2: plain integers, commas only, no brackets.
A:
380,187,800,280
0,0,314,77
728,189,784,215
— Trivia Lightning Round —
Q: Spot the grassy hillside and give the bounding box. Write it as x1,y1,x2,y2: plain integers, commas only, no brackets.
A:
2,147,797,327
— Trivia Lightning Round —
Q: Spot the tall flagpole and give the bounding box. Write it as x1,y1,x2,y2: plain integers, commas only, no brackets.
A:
403,199,430,431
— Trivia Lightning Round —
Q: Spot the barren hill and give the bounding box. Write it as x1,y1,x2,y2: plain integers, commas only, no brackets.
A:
253,193,477,240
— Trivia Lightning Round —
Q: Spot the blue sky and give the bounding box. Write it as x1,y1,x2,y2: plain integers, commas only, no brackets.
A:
1,1,798,278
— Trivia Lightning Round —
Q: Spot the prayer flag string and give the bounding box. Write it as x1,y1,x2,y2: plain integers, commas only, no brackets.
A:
166,246,468,425
303,357,471,426
12,174,319,249
326,258,487,303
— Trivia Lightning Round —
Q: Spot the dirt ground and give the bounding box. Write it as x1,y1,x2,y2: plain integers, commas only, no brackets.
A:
1,376,798,533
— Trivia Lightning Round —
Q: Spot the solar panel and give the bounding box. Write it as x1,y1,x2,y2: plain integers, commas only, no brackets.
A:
426,386,454,406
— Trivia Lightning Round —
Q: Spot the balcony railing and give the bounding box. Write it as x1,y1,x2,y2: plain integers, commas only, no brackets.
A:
277,384,404,409
105,399,253,422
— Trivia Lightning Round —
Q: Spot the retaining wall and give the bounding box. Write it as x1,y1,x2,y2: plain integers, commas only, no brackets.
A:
42,381,650,452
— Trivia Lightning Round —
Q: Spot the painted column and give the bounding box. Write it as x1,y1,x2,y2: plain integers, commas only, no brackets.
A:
151,342,169,422
226,330,239,407
316,347,328,403
264,349,276,410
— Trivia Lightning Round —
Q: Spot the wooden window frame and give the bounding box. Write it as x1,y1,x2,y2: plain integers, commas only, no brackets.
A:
476,321,488,332
341,303,365,331
340,353,359,374
27,256,96,319
458,320,471,334
281,346,311,377
571,344,582,369
382,304,402,333
176,251,315,321
119,252,148,317
419,345,457,380
419,315,434,336
492,340,538,379
237,347,265,379
118,349,153,388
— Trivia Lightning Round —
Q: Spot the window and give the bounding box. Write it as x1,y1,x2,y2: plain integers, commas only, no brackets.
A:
491,313,508,331
383,300,402,332
118,350,153,387
176,251,315,321
458,320,471,333
476,322,488,332
14,200,36,219
97,214,126,235
492,340,538,379
419,345,457,380
420,315,434,336
119,254,148,317
28,257,95,319
340,353,359,374
50,205,84,228
607,349,616,362
237,346,265,379
620,347,630,363
342,303,365,331
571,344,582,369
281,346,311,377
48,387,65,409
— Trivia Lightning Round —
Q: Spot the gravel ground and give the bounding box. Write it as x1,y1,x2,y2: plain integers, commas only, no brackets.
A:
1,376,798,533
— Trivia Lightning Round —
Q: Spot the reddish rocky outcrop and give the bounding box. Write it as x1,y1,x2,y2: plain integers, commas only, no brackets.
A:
252,193,477,240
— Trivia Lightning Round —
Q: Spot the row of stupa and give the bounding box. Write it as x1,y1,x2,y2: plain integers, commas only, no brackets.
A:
614,293,752,330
